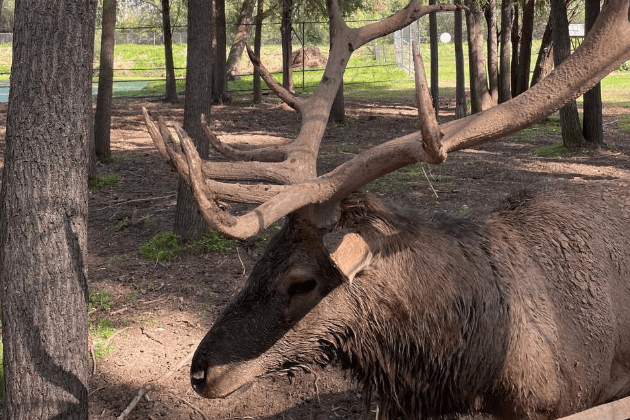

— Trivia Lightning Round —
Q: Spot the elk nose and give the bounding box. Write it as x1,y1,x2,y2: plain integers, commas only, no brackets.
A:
190,368,207,395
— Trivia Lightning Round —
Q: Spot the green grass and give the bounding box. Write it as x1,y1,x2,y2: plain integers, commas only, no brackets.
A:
533,142,568,157
88,173,120,189
617,113,630,131
364,163,452,195
89,319,117,361
140,229,234,261
88,289,114,312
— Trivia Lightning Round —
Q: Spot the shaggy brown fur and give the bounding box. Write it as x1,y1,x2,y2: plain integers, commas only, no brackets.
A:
190,182,630,420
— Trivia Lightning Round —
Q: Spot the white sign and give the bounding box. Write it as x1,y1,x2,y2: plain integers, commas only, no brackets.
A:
440,32,452,43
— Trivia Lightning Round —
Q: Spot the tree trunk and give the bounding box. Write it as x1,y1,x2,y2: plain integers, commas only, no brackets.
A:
530,18,553,88
329,19,345,123
582,0,603,144
175,0,213,241
485,0,499,104
226,0,255,80
498,0,512,103
162,0,178,103
0,0,4,30
281,0,294,93
212,0,229,103
510,3,519,98
454,0,467,118
94,0,116,162
1,0,95,419
515,0,535,95
465,0,494,114
429,0,439,115
253,0,263,102
551,0,583,148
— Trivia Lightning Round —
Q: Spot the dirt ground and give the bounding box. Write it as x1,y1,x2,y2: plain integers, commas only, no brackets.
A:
0,94,629,420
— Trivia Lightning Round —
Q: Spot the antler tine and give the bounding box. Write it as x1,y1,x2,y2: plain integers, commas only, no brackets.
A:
412,41,445,164
245,44,304,113
200,114,288,163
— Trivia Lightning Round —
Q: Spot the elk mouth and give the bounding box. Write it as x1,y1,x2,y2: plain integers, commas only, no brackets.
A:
191,360,264,399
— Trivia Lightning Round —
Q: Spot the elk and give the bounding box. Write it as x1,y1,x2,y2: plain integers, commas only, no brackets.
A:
143,0,630,418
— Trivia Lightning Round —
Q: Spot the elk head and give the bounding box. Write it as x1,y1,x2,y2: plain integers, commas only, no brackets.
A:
143,0,630,400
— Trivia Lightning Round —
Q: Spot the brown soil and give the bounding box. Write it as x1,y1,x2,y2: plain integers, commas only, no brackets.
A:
0,95,629,420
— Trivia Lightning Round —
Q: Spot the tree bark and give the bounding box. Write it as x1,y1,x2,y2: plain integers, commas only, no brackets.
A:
253,0,263,102
281,0,294,93
485,0,499,104
515,0,535,95
212,0,229,103
227,0,255,80
162,0,178,103
498,0,512,103
94,0,117,162
175,0,213,241
429,0,439,115
454,0,467,118
510,3,519,98
582,0,603,144
551,0,583,148
530,18,553,88
1,0,96,419
465,0,494,114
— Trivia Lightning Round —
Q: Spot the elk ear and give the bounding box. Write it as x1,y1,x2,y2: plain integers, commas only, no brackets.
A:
323,231,373,283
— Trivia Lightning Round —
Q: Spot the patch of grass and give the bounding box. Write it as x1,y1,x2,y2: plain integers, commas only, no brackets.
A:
88,289,114,312
125,290,139,301
89,319,117,361
533,143,568,157
140,232,180,261
331,142,358,154
365,163,452,195
89,173,120,189
140,229,234,261
617,114,630,132
108,217,129,233
108,254,124,265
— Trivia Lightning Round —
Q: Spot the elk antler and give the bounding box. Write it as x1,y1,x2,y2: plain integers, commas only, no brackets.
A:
144,0,630,240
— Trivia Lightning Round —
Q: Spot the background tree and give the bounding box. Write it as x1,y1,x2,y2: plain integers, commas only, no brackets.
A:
485,0,498,103
515,0,535,95
530,18,553,87
454,0,467,117
212,0,230,103
582,0,603,144
162,0,178,102
510,3,519,97
1,0,96,418
498,0,512,103
226,0,255,80
174,0,213,240
465,0,494,113
94,0,117,162
551,0,583,147
281,0,294,92
429,0,439,115
253,0,263,102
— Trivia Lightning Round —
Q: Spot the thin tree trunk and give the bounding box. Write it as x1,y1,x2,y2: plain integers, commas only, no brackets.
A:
162,0,178,102
510,3,519,98
530,18,553,88
1,1,96,419
429,0,439,115
253,0,263,102
0,0,4,31
515,0,535,95
485,0,499,104
582,0,603,144
175,0,213,241
227,0,255,80
465,0,494,114
551,0,583,148
454,0,467,118
212,0,229,103
281,0,294,93
498,0,512,103
94,0,116,162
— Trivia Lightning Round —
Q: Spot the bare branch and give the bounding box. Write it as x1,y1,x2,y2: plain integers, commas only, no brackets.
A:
245,44,304,112
412,41,444,164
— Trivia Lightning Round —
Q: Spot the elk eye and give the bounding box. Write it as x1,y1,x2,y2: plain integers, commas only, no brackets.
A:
287,279,317,296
